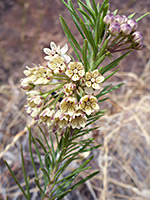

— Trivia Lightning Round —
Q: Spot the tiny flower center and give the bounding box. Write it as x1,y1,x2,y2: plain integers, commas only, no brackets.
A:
73,69,78,74
86,101,91,106
91,78,95,83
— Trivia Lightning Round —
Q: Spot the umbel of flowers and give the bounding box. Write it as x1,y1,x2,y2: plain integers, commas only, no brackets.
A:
21,42,104,134
21,12,144,135
103,13,143,52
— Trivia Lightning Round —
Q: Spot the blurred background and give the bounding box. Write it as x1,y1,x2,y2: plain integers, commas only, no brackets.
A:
0,0,150,199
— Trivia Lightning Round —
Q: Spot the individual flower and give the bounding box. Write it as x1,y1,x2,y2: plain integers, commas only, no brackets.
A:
65,62,85,81
39,108,55,126
51,110,70,135
127,19,138,31
120,23,132,36
109,22,121,35
43,41,71,63
20,65,53,90
85,70,104,94
26,90,40,97
115,15,126,25
103,14,115,25
70,110,87,129
63,83,76,96
60,96,78,116
79,95,99,115
47,55,66,74
131,31,143,44
25,95,44,118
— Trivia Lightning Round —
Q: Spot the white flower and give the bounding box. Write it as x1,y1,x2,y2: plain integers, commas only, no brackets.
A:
70,110,87,129
43,41,71,63
47,55,66,74
65,62,85,81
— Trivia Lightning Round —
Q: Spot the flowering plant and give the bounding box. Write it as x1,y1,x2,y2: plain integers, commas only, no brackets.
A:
4,0,148,199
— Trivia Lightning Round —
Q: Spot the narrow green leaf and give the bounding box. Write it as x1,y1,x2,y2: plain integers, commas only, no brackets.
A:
85,0,92,9
98,97,109,103
113,9,118,15
91,53,108,70
38,126,50,150
136,12,150,22
59,16,82,52
96,83,124,98
91,0,98,15
128,12,136,19
4,160,29,199
35,178,46,197
28,129,38,179
103,69,119,82
100,51,130,74
40,168,51,183
77,0,96,22
78,8,94,28
71,171,99,190
21,145,31,199
54,189,72,200
82,39,88,72
80,18,96,52
34,137,47,153
60,16,82,61
97,39,109,58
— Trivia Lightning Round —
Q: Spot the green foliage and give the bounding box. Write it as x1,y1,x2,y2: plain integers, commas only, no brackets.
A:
4,0,146,199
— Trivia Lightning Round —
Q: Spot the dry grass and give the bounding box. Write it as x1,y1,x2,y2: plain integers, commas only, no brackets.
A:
0,0,150,199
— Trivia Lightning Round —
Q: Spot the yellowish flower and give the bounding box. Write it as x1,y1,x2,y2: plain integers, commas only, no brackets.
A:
79,95,99,115
51,110,70,135
43,41,71,63
21,65,53,90
25,95,44,118
65,62,85,81
70,110,87,129
47,55,66,74
39,108,55,126
63,83,76,96
85,70,104,94
60,97,78,116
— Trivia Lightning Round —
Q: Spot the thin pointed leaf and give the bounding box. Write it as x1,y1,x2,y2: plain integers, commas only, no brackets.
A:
103,69,119,82
82,39,88,72
40,168,51,183
77,0,96,22
35,178,46,198
38,126,50,150
136,12,150,22
28,129,38,179
128,12,136,19
91,0,98,15
100,51,130,74
34,137,47,153
91,53,108,70
96,83,124,98
21,145,31,199
71,171,99,190
4,160,29,199
78,8,94,28
80,18,96,53
59,16,82,52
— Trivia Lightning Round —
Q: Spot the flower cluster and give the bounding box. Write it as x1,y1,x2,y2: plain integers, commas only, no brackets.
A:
21,42,104,134
103,13,143,51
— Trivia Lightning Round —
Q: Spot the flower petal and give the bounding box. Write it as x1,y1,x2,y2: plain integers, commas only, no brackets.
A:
85,106,92,115
43,48,51,55
50,41,57,50
61,43,68,54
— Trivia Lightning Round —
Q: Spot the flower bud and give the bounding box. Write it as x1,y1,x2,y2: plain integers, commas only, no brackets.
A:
103,14,115,25
133,41,143,50
109,22,121,35
127,19,138,31
122,15,128,23
120,23,132,36
131,31,143,44
115,15,125,24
